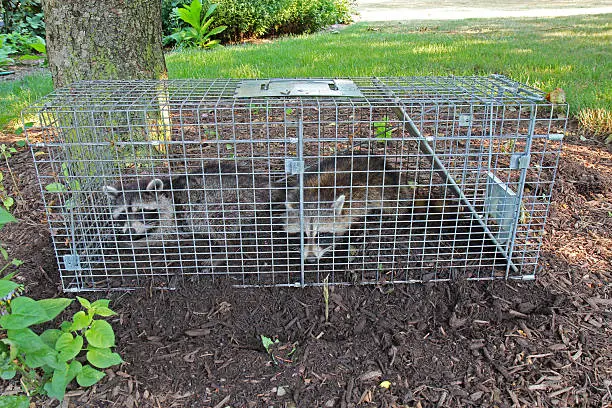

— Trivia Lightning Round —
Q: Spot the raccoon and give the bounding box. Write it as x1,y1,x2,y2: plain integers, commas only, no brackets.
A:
103,162,273,262
103,177,176,244
282,154,412,262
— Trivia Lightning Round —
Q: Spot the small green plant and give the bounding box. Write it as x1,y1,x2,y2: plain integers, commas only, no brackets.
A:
163,0,227,49
0,36,16,69
0,173,15,211
0,32,40,56
28,36,46,55
0,286,123,402
44,162,81,194
0,143,23,208
260,335,296,365
260,335,279,354
374,116,394,140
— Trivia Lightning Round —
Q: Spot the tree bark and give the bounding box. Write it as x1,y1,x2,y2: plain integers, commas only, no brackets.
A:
42,0,167,87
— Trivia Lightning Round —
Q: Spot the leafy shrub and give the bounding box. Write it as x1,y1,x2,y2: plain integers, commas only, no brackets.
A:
0,32,45,64
0,0,45,38
160,0,355,43
163,0,227,49
0,36,16,69
161,0,186,36
0,288,122,402
212,0,355,42
0,32,31,55
0,210,121,404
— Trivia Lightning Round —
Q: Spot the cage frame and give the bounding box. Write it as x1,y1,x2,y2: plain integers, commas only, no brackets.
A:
25,75,567,291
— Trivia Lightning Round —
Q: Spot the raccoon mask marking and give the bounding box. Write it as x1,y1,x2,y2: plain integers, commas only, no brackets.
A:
284,194,349,261
103,178,175,243
283,155,410,263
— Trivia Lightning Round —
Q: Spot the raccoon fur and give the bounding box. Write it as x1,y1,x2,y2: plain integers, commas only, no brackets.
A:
103,162,273,263
282,154,412,262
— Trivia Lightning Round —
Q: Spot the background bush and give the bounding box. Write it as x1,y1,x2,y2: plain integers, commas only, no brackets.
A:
0,0,44,37
162,0,355,42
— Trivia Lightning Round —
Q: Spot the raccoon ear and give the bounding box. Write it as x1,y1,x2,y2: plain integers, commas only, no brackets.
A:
333,194,346,216
146,178,165,191
103,185,119,199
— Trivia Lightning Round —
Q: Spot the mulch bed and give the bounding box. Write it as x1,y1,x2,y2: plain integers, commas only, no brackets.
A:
0,124,611,407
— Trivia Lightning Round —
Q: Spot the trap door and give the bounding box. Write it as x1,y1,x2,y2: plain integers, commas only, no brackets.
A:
373,79,521,276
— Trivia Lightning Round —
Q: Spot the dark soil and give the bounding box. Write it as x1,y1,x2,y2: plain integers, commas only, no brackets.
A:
1,127,611,407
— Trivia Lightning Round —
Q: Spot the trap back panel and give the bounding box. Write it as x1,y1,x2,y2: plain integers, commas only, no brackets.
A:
26,76,567,291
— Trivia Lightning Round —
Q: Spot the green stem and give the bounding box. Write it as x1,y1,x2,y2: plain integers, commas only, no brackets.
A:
3,154,23,203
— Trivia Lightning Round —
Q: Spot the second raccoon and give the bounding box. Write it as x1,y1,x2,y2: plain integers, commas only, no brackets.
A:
103,162,272,263
282,154,412,262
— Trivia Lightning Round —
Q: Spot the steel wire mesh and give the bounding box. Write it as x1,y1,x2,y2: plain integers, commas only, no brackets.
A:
25,76,567,291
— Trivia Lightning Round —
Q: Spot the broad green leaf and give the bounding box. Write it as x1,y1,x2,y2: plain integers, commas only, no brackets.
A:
59,320,72,332
44,182,67,193
0,367,16,380
26,348,60,370
15,140,27,148
43,360,82,401
29,41,46,54
208,25,227,37
0,279,19,300
76,296,91,309
70,310,91,331
86,347,123,369
2,197,14,210
200,17,213,33
7,328,49,354
69,180,81,191
0,206,16,226
203,3,218,20
37,298,73,321
0,395,30,408
61,162,69,177
91,306,117,317
90,299,111,308
11,259,23,267
55,333,83,362
40,329,62,349
176,0,202,29
84,320,115,348
0,297,47,329
76,364,105,387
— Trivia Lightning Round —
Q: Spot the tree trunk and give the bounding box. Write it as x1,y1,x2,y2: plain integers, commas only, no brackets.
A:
42,0,167,87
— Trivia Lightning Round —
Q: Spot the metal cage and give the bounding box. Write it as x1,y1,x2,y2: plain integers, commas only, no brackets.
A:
25,75,567,291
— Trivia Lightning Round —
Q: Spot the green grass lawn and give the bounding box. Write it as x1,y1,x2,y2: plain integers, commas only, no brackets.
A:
2,13,610,133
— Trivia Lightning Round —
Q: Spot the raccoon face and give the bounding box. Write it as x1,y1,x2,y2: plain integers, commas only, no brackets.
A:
284,194,351,261
103,178,174,243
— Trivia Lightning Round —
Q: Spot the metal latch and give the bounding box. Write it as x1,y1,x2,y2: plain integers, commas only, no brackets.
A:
458,114,472,127
285,158,304,175
63,254,81,271
510,153,531,170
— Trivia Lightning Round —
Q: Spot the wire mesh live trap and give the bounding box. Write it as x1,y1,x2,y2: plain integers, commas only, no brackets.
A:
25,75,567,291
